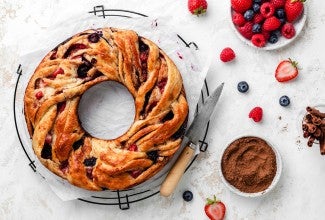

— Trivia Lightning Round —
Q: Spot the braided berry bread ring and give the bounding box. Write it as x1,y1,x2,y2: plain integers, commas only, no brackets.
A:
24,28,189,190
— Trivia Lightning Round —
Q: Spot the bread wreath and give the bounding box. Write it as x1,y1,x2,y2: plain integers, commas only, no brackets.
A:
24,28,188,190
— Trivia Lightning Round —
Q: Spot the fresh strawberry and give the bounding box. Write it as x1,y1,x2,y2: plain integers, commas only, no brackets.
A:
285,0,305,23
263,16,281,31
251,34,266,47
204,195,226,220
232,12,246,26
260,2,275,18
188,0,208,15
275,58,299,82
270,0,286,8
281,23,296,38
231,0,252,13
249,107,263,122
220,47,236,62
238,22,253,39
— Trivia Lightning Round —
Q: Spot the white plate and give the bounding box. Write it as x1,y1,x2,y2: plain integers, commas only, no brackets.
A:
229,6,307,50
218,135,282,197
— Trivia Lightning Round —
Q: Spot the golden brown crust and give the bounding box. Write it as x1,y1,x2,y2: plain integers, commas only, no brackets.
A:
24,28,188,191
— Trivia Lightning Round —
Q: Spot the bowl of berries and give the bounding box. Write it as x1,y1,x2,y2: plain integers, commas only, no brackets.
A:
230,0,307,50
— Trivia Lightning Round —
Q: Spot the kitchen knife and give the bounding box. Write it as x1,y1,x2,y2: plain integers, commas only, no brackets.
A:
160,83,224,197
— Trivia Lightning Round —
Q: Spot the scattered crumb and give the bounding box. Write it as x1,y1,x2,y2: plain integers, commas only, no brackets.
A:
278,116,282,120
281,124,288,132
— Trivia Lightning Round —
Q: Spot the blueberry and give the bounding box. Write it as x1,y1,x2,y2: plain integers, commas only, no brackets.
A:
252,24,262,33
244,10,254,21
279,95,290,107
237,81,249,93
253,0,262,4
268,33,278,44
88,33,100,43
275,9,286,19
182,190,193,202
83,157,97,167
253,3,260,13
147,151,159,163
77,63,91,78
279,18,286,25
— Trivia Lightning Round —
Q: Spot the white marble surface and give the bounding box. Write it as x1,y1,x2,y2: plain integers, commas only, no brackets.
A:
1,0,325,219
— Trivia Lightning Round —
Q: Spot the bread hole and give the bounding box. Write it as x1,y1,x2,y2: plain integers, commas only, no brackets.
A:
78,81,135,140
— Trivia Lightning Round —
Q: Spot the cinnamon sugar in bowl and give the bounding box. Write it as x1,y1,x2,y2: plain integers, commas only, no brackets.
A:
219,136,282,197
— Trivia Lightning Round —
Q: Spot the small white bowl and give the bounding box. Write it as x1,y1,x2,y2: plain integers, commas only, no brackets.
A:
218,136,282,197
229,6,307,50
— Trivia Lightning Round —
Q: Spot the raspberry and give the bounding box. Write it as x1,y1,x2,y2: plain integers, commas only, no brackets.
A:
263,16,281,31
281,23,296,39
253,13,265,24
260,2,275,18
232,12,246,26
35,91,44,100
251,34,266,47
261,30,270,41
238,22,254,39
128,144,138,151
249,106,263,122
270,0,285,9
220,47,236,62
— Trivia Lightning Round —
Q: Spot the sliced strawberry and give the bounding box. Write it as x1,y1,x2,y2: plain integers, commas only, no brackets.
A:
204,195,226,220
275,58,299,82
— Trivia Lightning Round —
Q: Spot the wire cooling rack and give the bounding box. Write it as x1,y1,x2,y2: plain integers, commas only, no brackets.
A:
13,5,210,210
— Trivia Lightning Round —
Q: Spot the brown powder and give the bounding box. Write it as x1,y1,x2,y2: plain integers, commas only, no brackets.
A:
221,136,277,193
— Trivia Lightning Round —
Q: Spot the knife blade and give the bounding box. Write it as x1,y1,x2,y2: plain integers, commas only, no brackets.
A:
160,83,224,197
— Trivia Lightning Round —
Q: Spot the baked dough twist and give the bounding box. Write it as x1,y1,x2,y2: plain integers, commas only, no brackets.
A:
24,28,188,190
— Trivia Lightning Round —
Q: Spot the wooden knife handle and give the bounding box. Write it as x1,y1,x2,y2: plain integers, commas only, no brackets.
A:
160,145,195,197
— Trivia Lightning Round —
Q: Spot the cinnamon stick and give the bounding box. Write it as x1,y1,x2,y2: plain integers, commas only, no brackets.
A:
306,123,317,133
307,136,315,147
306,106,325,118
320,134,325,155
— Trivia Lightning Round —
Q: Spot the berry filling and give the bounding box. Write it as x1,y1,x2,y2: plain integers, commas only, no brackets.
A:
50,50,57,60
129,170,143,178
35,91,44,100
157,77,168,93
63,43,87,58
146,151,159,163
41,143,52,159
139,39,149,82
83,157,97,167
77,63,91,78
162,111,174,122
72,138,84,150
172,120,188,140
34,78,45,89
45,133,52,144
59,160,69,173
49,67,64,79
86,167,94,179
147,101,158,113
57,101,66,113
127,144,138,151
88,32,102,43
